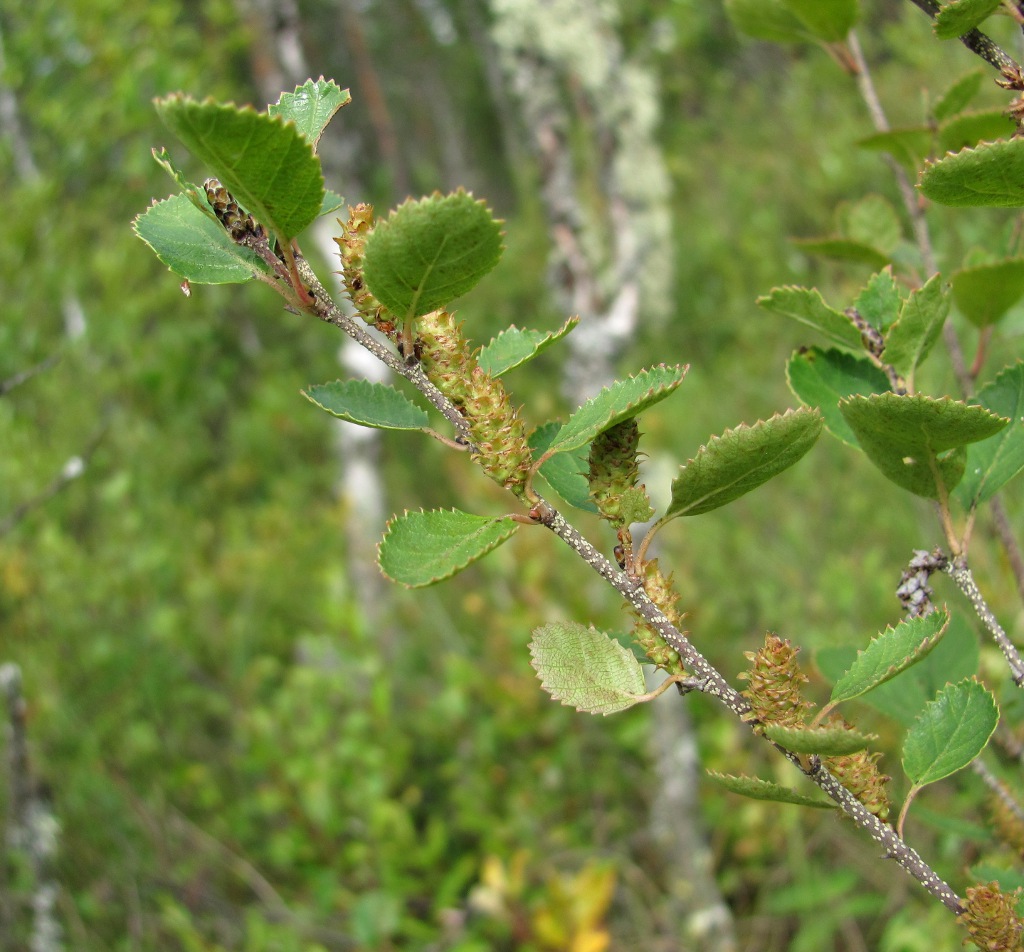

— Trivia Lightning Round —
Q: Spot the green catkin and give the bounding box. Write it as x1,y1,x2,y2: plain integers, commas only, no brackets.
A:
417,310,532,496
588,419,641,526
334,204,390,330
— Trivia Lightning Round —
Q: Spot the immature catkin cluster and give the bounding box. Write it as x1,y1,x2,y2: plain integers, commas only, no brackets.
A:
417,310,533,496
631,559,685,673
957,882,1024,951
334,204,388,328
588,419,641,526
416,308,475,407
822,714,891,821
739,634,813,730
204,179,265,243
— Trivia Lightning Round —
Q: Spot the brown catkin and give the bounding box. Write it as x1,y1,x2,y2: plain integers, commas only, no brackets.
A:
739,634,813,730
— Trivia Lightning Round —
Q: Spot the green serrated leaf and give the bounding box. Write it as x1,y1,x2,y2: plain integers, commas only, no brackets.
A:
723,0,813,42
529,622,647,715
817,614,978,727
840,394,1008,452
855,268,901,331
321,190,345,217
268,78,350,151
933,0,1003,39
151,147,219,221
883,274,949,382
939,110,1016,155
786,348,891,446
951,260,1024,328
133,195,268,283
780,0,858,41
155,94,324,240
764,724,875,756
857,127,933,172
529,422,598,513
545,365,688,457
920,139,1024,207
301,379,429,430
829,611,948,705
838,194,903,255
477,317,579,377
362,190,504,322
839,393,1007,498
902,678,998,786
933,70,985,122
791,238,889,269
378,509,518,587
956,362,1024,506
665,408,823,519
757,286,863,350
707,772,835,808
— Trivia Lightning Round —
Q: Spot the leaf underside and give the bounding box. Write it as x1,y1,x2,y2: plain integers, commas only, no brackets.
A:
707,772,835,808
839,393,1007,498
302,379,429,430
764,724,875,756
529,622,647,715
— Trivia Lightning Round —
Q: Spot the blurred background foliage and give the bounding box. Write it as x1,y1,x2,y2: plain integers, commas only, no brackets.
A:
1,0,1023,949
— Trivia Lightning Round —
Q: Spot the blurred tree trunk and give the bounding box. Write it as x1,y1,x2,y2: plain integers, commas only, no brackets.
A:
487,3,736,948
233,0,392,631
335,0,411,199
488,0,674,399
1,664,64,952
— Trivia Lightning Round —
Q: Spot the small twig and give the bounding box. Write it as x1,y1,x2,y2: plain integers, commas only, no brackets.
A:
529,501,965,913
895,785,921,840
165,807,294,919
0,424,107,537
634,674,691,704
989,497,1024,604
847,32,939,274
423,428,473,451
969,326,993,380
945,558,1024,685
905,0,1024,75
971,757,1024,827
927,454,961,556
297,259,474,444
0,353,61,397
850,29,984,398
